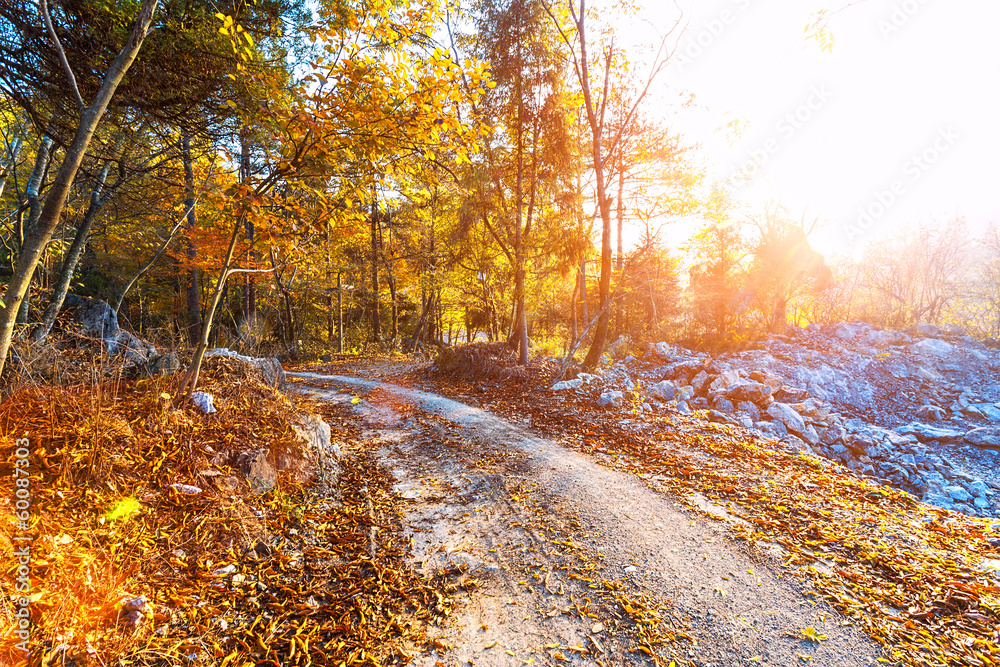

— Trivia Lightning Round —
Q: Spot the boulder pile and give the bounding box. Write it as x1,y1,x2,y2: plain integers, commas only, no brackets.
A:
554,322,1000,517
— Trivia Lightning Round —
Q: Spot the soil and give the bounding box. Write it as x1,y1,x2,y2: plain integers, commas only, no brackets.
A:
288,370,884,667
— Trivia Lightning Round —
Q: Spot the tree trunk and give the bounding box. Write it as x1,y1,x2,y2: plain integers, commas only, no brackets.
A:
614,155,625,337
182,132,202,345
177,215,244,401
0,0,159,377
377,208,398,344
569,274,579,346
31,163,112,342
16,135,54,325
370,195,381,344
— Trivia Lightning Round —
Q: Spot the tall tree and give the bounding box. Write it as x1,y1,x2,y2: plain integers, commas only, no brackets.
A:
0,0,159,376
541,0,681,368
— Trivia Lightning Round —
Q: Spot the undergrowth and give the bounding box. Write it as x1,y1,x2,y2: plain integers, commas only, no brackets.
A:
0,357,457,666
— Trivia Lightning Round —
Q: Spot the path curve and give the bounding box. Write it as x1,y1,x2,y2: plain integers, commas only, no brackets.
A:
290,371,883,667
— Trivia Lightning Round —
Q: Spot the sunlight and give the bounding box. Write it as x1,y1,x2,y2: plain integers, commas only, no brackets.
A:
620,0,1000,257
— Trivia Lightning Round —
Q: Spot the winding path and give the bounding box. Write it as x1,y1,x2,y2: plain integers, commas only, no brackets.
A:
290,371,882,667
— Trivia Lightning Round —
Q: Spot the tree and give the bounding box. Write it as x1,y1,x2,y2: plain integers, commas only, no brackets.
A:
0,0,160,377
747,204,831,331
541,0,682,369
176,0,491,397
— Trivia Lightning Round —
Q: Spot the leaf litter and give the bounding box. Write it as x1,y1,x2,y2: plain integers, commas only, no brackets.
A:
0,356,466,666
402,367,1000,667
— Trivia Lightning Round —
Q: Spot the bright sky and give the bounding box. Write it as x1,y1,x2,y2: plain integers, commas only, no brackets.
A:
620,0,1000,258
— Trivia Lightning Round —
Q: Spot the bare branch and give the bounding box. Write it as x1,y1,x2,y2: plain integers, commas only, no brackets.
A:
39,0,85,111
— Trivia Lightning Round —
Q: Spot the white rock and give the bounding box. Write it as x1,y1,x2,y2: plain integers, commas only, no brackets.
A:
551,378,583,391
191,391,216,414
597,390,624,408
168,483,203,495
766,402,808,437
911,338,954,358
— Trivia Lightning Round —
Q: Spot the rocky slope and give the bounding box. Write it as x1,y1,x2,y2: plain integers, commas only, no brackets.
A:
555,322,1000,517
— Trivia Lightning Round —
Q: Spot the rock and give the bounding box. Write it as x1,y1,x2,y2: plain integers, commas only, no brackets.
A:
829,323,862,340
750,370,784,391
975,496,991,509
247,451,278,492
648,380,676,401
798,424,821,445
706,410,737,425
773,386,809,403
972,403,1000,421
597,390,624,409
736,401,761,420
911,338,954,358
654,342,673,359
820,422,846,445
167,483,203,495
945,486,974,503
63,294,157,364
676,385,695,402
915,405,946,421
578,373,600,383
691,371,710,395
964,427,1000,450
864,328,909,347
897,423,965,443
923,492,954,510
551,378,583,391
711,397,735,413
766,402,808,438
721,380,773,404
145,353,181,377
122,596,147,613
910,323,942,337
969,480,990,498
205,348,285,388
661,359,707,381
793,398,831,420
191,391,216,414
214,476,242,493
294,414,339,460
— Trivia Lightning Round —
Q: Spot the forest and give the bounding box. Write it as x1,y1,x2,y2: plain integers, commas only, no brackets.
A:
2,0,999,387
4,3,1000,667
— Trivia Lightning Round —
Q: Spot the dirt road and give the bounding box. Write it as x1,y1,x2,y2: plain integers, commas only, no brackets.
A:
290,371,883,667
